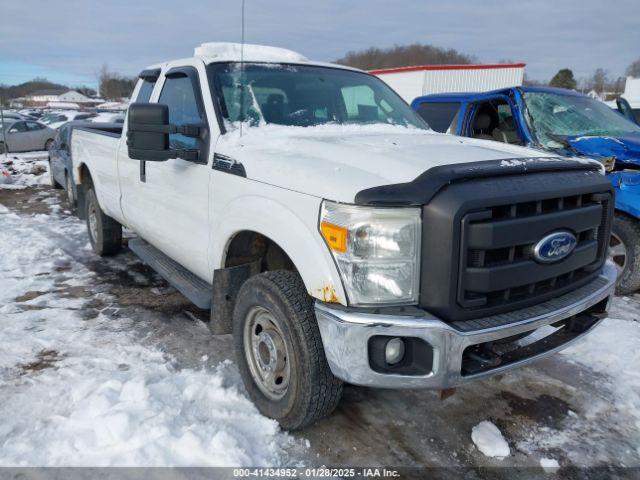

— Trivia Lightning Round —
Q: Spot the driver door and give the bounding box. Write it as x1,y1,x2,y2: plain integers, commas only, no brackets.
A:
5,122,30,152
118,60,214,280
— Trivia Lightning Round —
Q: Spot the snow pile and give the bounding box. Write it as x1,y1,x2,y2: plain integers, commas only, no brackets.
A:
0,208,292,466
0,151,49,189
471,421,510,459
561,313,640,430
539,457,560,472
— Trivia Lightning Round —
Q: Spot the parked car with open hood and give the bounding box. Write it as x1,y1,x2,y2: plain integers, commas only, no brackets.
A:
70,43,616,429
413,86,640,294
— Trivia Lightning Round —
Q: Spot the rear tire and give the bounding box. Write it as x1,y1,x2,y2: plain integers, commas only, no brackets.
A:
45,139,54,151
610,213,640,295
48,160,62,189
85,187,122,256
65,173,75,208
233,270,343,430
0,143,6,154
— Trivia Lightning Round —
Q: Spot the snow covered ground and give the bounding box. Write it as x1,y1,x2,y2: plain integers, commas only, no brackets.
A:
0,153,639,473
0,151,49,189
0,194,298,466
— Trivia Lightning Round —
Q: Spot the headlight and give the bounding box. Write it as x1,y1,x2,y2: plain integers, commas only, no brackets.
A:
319,200,421,305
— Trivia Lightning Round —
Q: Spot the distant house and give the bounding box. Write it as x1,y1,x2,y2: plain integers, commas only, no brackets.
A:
23,89,103,107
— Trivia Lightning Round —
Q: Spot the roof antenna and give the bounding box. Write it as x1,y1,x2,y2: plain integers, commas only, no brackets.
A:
239,0,246,138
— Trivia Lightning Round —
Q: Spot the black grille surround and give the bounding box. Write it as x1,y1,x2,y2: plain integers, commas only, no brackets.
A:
419,169,614,322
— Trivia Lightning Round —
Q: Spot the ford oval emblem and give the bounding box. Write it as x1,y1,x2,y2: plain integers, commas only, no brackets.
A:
533,231,577,264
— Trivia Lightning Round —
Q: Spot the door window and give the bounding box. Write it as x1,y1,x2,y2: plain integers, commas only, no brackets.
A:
158,74,203,150
470,99,523,145
9,122,28,133
415,102,460,133
136,79,156,103
26,121,45,131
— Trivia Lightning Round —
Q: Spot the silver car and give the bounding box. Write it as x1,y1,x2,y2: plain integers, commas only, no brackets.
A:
0,119,56,153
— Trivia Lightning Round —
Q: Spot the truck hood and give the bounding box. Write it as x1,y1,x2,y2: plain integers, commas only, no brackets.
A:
566,133,640,168
215,124,555,203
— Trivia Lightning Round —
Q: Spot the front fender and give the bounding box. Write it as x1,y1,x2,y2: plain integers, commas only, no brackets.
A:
610,171,640,219
210,187,347,305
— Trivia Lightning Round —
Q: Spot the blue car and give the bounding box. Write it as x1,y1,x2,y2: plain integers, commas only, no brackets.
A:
413,86,640,294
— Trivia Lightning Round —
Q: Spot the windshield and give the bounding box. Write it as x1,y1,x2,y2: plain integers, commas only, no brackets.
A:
208,63,427,130
523,91,640,148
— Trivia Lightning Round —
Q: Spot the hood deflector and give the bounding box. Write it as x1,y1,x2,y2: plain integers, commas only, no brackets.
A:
354,157,602,206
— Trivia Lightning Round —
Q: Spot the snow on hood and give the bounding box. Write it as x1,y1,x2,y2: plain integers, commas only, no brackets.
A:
216,124,555,203
567,133,640,167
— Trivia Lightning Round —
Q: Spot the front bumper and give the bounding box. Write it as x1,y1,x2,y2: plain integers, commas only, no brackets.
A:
315,261,617,389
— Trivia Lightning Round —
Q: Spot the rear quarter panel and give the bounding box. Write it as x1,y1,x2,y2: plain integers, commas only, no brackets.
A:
71,129,124,223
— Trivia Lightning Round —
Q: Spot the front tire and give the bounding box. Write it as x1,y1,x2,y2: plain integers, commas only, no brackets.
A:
45,139,54,151
48,160,63,189
609,213,640,295
233,270,343,430
85,187,122,256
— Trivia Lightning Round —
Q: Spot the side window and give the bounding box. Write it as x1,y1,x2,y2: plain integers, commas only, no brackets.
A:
158,74,204,150
10,122,28,132
26,121,45,131
416,102,461,133
136,79,156,103
470,99,523,145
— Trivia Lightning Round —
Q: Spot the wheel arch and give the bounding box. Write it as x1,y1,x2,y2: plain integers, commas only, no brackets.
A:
208,195,346,334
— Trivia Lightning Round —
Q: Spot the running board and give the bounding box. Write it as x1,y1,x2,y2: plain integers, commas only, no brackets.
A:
128,238,212,309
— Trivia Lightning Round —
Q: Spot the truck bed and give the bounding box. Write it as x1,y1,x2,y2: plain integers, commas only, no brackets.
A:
71,126,124,223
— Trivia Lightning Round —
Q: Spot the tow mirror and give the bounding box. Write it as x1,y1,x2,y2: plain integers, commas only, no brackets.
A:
126,103,201,162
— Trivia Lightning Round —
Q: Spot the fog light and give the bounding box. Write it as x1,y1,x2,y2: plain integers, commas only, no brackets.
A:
385,338,405,365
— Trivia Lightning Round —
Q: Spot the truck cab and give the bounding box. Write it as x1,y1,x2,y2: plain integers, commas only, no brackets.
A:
413,86,640,294
71,45,616,429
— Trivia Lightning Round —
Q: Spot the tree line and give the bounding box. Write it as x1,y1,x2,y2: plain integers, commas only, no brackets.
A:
0,65,137,106
2,46,640,106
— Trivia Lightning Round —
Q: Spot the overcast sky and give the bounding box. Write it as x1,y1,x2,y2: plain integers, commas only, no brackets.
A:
0,0,638,88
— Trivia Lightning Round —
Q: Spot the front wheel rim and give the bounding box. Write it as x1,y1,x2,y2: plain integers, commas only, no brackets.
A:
243,306,291,400
609,232,627,274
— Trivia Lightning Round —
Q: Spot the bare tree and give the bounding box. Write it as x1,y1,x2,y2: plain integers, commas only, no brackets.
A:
588,68,609,93
626,58,640,78
98,65,136,100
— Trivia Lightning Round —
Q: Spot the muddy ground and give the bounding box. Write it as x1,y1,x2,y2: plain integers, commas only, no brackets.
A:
1,185,638,479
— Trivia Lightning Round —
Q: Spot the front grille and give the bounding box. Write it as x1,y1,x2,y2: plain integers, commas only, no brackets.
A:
419,169,614,323
460,192,612,311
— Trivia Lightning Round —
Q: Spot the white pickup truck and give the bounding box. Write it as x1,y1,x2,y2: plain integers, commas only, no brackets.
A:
71,43,617,429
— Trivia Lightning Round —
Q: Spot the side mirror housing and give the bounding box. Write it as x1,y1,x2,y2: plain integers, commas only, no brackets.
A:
126,103,172,161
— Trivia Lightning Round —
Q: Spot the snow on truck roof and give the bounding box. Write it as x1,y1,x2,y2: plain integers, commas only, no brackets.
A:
195,42,308,63
192,42,359,71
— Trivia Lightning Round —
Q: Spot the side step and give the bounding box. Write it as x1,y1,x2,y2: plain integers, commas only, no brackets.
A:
128,238,212,309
